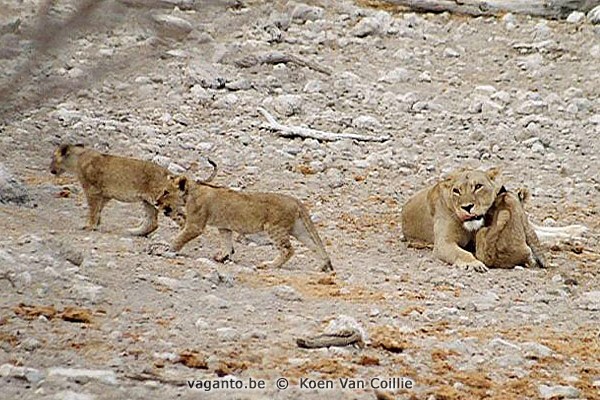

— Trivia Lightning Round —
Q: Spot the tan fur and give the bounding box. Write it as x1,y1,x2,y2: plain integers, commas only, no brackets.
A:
155,176,333,271
401,167,501,273
475,188,547,269
49,144,216,236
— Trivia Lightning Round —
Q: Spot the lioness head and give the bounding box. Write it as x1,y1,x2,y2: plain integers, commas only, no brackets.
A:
50,144,84,175
441,167,501,231
155,175,189,225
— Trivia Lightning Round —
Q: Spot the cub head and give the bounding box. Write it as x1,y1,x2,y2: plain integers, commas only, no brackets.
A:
50,144,84,175
155,175,189,226
441,167,501,231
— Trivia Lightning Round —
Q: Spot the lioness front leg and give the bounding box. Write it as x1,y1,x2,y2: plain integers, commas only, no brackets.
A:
214,229,234,262
434,219,487,272
434,240,488,273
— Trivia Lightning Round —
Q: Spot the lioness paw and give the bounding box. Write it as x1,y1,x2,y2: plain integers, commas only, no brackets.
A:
455,259,488,273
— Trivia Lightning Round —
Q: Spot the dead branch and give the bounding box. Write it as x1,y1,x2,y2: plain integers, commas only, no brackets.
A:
257,107,391,143
123,372,186,387
235,51,332,76
376,0,600,19
533,224,588,243
296,329,365,348
117,0,196,10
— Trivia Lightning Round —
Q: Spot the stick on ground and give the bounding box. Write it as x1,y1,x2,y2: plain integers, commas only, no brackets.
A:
235,51,332,76
258,108,391,143
376,0,598,19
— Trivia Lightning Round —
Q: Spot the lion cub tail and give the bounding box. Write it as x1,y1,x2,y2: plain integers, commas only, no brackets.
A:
296,203,333,272
516,188,530,204
201,158,218,183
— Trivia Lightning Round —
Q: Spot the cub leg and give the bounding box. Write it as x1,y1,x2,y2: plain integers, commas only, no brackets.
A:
128,201,159,237
84,192,109,231
214,228,234,262
474,210,510,266
494,210,511,232
475,227,491,266
259,225,294,269
170,212,207,252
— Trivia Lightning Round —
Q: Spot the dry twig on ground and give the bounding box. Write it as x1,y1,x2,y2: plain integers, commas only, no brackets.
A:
235,51,332,76
258,108,391,143
373,0,600,19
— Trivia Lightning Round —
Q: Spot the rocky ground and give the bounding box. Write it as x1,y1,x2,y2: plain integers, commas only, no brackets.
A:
1,1,599,399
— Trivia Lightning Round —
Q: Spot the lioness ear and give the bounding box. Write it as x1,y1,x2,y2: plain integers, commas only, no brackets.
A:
177,176,188,192
440,178,453,190
486,167,501,181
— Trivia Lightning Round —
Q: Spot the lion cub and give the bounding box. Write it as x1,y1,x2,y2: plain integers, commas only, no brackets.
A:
475,187,546,269
50,144,215,236
155,176,333,271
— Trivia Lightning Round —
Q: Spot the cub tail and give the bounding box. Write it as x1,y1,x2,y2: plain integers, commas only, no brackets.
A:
293,203,333,272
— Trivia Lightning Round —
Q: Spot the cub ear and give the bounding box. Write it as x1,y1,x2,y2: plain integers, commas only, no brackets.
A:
176,176,188,192
74,143,85,148
59,144,70,156
486,167,501,181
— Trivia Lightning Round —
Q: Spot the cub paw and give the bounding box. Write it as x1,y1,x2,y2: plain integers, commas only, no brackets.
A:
455,259,488,273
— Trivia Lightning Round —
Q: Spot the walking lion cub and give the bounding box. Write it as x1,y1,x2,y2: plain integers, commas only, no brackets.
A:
50,144,215,236
155,175,333,271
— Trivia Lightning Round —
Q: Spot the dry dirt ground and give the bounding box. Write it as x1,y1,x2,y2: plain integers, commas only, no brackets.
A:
1,1,599,399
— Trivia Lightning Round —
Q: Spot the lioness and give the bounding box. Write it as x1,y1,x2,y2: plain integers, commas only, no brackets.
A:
401,167,501,273
50,144,216,236
475,187,546,269
155,175,333,271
